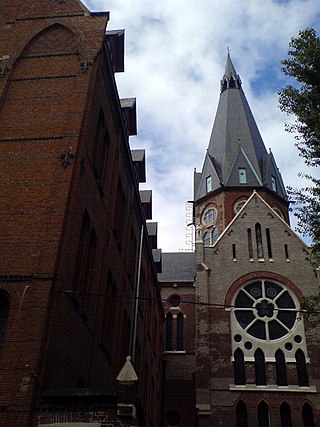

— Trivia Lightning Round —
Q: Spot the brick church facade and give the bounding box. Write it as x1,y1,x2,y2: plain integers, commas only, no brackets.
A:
159,55,320,426
0,1,163,426
1,1,320,427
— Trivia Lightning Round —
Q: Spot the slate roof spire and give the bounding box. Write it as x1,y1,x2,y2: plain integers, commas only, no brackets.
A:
194,54,287,202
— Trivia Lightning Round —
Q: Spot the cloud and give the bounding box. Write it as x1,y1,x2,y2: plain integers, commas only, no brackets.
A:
84,0,320,250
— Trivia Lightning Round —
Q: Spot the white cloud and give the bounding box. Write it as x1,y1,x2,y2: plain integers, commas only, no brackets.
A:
84,0,320,250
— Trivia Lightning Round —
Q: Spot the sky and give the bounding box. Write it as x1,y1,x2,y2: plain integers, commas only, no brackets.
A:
84,0,320,252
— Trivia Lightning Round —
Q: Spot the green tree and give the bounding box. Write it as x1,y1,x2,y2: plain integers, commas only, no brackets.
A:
279,28,320,265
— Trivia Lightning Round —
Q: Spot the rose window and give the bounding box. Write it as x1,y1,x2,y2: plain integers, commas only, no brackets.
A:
234,280,298,340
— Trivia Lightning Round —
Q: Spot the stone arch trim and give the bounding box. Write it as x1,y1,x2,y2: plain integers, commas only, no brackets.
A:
0,283,21,309
225,271,304,306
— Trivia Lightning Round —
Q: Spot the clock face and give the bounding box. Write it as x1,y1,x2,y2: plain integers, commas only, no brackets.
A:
234,280,298,341
202,208,217,225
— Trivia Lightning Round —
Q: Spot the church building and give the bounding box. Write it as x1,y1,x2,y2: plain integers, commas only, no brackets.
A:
159,54,320,426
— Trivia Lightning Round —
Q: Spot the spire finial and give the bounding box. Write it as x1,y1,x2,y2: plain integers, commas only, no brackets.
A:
227,46,231,55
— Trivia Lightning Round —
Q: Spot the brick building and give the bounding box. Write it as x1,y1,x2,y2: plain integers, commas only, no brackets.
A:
159,55,320,426
0,1,163,426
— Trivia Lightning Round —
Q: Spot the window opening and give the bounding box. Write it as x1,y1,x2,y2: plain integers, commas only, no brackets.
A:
238,168,247,184
236,400,248,427
247,228,253,259
0,292,10,345
302,403,315,427
255,349,266,385
255,223,264,259
234,199,247,213
296,349,309,386
233,244,236,260
203,232,210,247
266,228,272,259
285,244,289,260
280,402,292,427
203,208,217,224
258,401,270,427
206,175,212,193
166,313,173,351
177,313,184,351
211,227,219,244
271,175,277,192
169,295,181,307
234,349,245,385
276,349,287,386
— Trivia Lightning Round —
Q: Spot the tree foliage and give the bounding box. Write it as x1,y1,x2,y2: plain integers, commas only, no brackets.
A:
279,28,320,312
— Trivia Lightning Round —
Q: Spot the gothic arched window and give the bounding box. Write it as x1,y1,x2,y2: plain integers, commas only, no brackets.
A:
234,348,245,385
302,402,315,427
255,349,266,385
276,349,287,386
177,313,184,351
280,402,292,427
296,349,309,386
255,223,264,259
258,401,269,427
236,400,248,427
166,313,173,351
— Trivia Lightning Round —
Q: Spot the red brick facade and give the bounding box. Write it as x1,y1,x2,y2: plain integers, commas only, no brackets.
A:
0,1,163,426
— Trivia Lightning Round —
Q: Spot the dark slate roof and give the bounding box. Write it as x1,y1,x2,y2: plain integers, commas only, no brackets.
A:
194,54,287,201
158,252,195,283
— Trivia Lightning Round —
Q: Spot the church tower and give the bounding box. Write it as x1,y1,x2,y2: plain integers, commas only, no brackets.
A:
192,55,320,426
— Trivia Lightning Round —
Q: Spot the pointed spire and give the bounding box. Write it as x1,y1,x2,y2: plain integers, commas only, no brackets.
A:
221,52,242,92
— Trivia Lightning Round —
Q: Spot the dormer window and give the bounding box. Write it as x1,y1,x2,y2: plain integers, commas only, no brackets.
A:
271,175,277,192
238,168,247,184
206,176,212,193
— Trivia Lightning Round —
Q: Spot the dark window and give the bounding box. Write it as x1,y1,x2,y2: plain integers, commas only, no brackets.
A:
0,292,10,344
166,313,173,351
96,127,110,184
229,76,236,88
276,349,287,386
73,211,90,293
236,400,248,427
247,228,253,259
80,228,97,312
258,401,269,427
296,349,309,386
169,295,181,307
266,228,272,259
93,110,105,167
255,223,264,259
177,313,184,351
255,349,266,385
280,402,292,427
233,244,236,260
302,403,315,427
234,349,245,385
114,180,126,243
285,244,289,260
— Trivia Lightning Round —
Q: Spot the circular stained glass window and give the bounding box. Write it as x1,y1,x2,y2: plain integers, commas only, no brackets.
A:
202,208,217,225
234,280,298,341
169,295,181,307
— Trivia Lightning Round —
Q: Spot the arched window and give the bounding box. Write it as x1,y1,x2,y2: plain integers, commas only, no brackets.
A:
255,349,266,385
177,313,184,351
258,401,269,427
234,349,245,385
236,400,248,427
276,349,287,386
0,292,10,344
166,313,173,351
302,402,315,427
211,227,219,244
93,110,105,168
203,232,210,246
255,223,264,259
280,402,292,427
296,349,309,386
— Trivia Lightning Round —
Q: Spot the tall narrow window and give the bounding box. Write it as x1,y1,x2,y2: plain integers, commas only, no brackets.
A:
302,403,315,427
276,349,287,386
80,228,97,312
266,228,272,259
206,175,212,193
96,127,110,184
255,349,266,385
238,168,247,184
166,313,173,351
114,180,126,242
211,227,219,244
285,244,289,260
93,110,105,167
247,228,253,259
203,232,210,247
236,400,248,427
255,223,264,259
296,349,309,386
258,401,270,427
271,175,277,192
0,292,10,345
177,313,184,351
232,244,237,260
234,349,245,385
280,402,292,427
